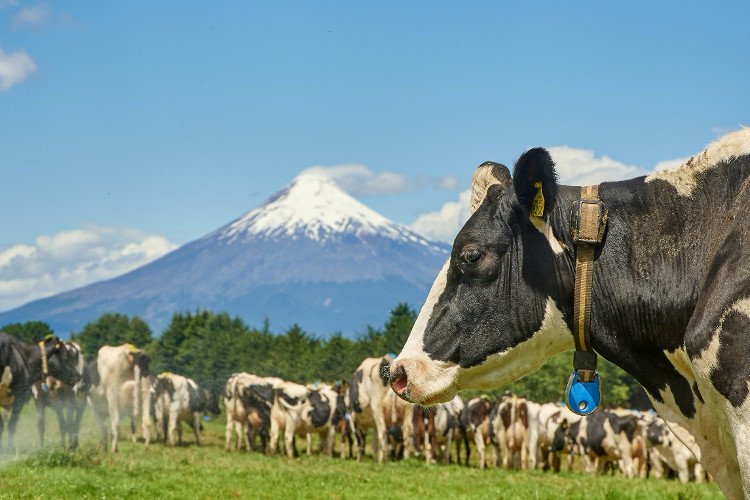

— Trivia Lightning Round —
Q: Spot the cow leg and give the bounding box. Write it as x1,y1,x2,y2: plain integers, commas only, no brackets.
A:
284,430,295,459
53,403,67,448
69,396,86,450
35,393,46,448
269,417,280,457
374,413,388,463
305,433,313,456
474,431,486,469
106,386,120,452
194,412,201,446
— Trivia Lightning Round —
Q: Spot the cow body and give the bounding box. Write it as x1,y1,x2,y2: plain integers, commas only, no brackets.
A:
647,416,704,483
457,397,494,468
0,333,81,451
490,394,530,469
269,381,346,458
349,355,413,463
88,344,151,452
390,129,750,498
154,372,218,446
32,341,91,449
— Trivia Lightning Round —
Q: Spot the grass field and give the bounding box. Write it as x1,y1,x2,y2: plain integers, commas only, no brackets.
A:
0,406,725,500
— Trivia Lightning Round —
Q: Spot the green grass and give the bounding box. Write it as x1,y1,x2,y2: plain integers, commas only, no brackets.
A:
0,406,725,500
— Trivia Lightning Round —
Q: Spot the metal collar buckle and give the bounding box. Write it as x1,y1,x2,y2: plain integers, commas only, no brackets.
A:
570,199,607,245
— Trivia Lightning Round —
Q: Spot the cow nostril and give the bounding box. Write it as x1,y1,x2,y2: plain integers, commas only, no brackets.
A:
389,363,408,394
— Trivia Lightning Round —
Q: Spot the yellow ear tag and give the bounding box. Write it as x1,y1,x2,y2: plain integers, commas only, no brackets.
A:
530,181,544,217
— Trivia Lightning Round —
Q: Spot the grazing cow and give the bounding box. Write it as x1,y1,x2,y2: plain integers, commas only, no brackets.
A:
88,343,151,452
32,341,91,449
332,381,354,459
457,396,494,469
154,372,219,446
269,381,346,458
0,332,81,451
350,355,414,463
390,129,750,498
490,393,530,469
647,416,704,483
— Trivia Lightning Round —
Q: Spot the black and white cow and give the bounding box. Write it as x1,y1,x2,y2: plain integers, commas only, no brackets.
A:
154,372,220,446
224,372,283,453
647,415,704,483
0,332,81,451
390,128,750,498
456,396,494,469
32,341,91,449
551,409,640,477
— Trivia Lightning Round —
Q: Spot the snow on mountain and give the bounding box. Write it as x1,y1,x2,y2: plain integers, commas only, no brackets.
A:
0,173,451,338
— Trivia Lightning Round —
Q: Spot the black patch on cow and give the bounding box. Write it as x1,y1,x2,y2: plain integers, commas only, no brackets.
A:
646,420,665,446
378,359,390,387
692,381,704,404
584,412,608,457
608,413,637,441
279,392,299,407
187,380,206,413
710,309,750,407
307,390,331,428
349,371,363,414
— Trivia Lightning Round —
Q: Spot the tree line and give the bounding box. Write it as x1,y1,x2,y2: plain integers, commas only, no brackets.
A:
1,303,650,409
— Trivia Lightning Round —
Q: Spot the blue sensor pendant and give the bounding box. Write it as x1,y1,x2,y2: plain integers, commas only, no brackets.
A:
565,371,600,416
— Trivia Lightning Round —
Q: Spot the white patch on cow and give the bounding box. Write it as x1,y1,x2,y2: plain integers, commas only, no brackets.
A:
530,217,566,255
645,127,750,196
456,298,574,391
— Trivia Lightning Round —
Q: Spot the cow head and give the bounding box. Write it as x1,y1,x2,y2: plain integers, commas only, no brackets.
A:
390,151,575,405
41,336,82,387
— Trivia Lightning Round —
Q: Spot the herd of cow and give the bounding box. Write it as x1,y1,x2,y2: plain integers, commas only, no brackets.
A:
0,333,704,485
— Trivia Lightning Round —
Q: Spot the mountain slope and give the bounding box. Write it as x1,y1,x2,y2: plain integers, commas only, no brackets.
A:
0,174,450,337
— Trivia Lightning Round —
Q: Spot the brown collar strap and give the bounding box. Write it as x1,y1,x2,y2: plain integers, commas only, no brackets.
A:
569,185,608,383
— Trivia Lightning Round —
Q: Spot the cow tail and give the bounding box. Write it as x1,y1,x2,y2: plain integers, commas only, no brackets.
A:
133,363,141,419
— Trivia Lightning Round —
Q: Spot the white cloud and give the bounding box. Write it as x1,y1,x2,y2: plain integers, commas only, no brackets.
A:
548,146,651,185
410,190,471,244
299,163,460,196
0,0,19,8
0,223,178,312
11,3,51,30
0,46,37,90
409,146,686,243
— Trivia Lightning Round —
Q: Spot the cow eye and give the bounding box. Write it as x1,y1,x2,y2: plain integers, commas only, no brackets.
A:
460,249,483,264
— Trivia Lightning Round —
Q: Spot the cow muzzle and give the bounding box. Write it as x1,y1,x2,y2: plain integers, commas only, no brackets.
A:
389,357,458,406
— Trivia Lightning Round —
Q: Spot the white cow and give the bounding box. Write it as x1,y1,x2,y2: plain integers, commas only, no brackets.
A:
88,343,151,452
647,416,704,483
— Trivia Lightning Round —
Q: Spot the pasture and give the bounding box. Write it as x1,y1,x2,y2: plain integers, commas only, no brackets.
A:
0,405,723,500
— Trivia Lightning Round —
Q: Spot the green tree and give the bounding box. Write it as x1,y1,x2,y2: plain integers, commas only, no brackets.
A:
381,302,416,356
1,321,54,343
70,313,153,357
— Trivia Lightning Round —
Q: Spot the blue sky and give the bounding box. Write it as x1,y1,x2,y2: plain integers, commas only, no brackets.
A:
1,1,748,311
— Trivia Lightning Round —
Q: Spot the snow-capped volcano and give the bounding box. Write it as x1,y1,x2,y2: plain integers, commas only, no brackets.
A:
218,173,442,251
0,173,450,337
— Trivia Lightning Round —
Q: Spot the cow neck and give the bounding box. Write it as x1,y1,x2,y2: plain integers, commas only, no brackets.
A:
38,341,49,378
568,184,608,382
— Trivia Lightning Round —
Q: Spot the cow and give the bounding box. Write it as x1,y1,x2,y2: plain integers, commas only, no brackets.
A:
230,373,284,453
490,393,530,469
31,341,91,449
414,396,463,464
456,396,494,469
349,355,414,463
647,415,704,483
390,128,750,499
88,343,151,452
154,372,219,447
530,402,582,471
0,332,81,451
332,381,354,459
551,409,641,477
268,381,346,458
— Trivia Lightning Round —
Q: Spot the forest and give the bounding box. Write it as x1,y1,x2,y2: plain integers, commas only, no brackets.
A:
1,303,650,409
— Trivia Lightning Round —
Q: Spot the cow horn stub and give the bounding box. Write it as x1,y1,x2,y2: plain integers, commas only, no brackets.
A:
470,161,511,213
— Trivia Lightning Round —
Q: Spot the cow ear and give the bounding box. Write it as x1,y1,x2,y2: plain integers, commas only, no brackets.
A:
513,147,558,218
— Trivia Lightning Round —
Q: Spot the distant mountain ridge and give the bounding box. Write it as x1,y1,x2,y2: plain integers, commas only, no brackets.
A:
0,174,450,338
